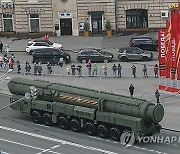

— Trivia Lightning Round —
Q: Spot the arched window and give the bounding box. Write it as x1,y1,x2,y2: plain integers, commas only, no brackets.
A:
126,9,148,29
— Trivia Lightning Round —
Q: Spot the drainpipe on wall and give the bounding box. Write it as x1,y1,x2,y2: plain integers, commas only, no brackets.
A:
114,0,117,33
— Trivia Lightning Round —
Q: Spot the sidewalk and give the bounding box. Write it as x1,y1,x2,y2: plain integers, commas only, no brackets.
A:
0,31,158,52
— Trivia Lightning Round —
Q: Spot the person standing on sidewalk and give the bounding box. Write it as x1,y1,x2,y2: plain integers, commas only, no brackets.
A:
112,64,117,78
143,64,148,78
155,90,160,104
66,66,71,76
129,84,135,97
86,59,92,77
154,64,159,78
92,63,98,77
77,64,82,77
34,63,38,75
44,34,49,40
131,65,136,78
103,63,107,78
47,62,52,75
25,61,31,75
17,60,21,74
117,63,122,78
0,41,3,53
71,64,76,76
37,62,42,75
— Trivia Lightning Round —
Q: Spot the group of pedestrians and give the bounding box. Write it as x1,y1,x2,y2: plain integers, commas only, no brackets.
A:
65,61,159,78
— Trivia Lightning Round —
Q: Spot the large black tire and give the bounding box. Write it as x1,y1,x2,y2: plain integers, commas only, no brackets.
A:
70,118,81,132
97,124,109,138
58,116,69,130
103,58,109,63
81,59,87,63
142,56,149,61
42,113,53,126
109,127,122,141
85,122,96,136
121,56,128,62
31,110,42,124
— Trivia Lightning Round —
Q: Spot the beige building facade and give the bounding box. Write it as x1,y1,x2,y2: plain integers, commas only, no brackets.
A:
0,0,179,36
116,0,177,32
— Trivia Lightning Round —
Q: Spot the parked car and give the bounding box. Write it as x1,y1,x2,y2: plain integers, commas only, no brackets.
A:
32,48,71,64
26,39,62,54
118,47,153,62
129,36,158,51
77,48,113,63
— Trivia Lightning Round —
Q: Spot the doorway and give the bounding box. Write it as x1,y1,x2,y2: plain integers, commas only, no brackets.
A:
60,18,72,35
91,14,102,34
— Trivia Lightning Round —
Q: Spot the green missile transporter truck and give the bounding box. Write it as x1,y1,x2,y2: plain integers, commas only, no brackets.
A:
8,77,164,141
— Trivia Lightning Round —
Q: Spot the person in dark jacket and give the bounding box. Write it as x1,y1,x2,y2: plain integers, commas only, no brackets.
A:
129,84,135,97
34,63,38,75
0,41,3,53
155,90,160,104
131,65,136,78
117,63,122,78
25,61,31,75
17,60,21,74
77,64,82,77
37,62,42,75
71,64,76,76
47,62,52,75
112,64,117,78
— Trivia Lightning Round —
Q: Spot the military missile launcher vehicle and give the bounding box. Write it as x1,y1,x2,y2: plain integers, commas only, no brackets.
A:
8,77,164,141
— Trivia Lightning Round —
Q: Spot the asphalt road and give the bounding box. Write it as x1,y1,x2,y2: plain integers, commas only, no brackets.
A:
0,94,180,154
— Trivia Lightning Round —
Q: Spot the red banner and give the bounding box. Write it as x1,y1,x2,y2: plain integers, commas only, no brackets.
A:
170,10,178,80
165,20,172,78
158,29,166,76
177,10,180,80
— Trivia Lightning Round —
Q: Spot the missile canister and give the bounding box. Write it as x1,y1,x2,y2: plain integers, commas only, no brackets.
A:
8,77,164,123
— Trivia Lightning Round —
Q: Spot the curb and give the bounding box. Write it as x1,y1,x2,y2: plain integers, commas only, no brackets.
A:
162,127,180,133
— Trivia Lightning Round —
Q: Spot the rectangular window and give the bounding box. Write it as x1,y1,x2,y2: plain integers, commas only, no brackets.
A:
30,14,40,32
3,14,13,32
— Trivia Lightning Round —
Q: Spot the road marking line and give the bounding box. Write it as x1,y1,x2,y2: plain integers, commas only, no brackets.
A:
0,138,43,150
0,126,118,154
36,124,49,128
0,138,60,154
1,151,10,154
36,145,61,154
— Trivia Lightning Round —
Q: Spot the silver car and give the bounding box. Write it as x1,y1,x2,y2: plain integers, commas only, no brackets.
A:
118,47,153,62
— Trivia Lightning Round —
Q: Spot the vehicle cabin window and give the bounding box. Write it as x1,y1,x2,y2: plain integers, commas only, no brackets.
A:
35,52,44,56
81,50,89,55
126,49,132,54
53,51,59,56
146,40,154,44
46,40,53,45
33,42,49,46
92,51,99,55
27,42,33,46
133,49,141,54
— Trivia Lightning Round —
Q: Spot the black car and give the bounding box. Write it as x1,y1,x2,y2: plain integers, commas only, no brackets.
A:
129,37,158,51
77,48,113,63
32,48,71,64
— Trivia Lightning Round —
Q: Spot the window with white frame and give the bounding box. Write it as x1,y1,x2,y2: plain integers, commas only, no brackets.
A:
3,13,13,32
29,14,40,32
